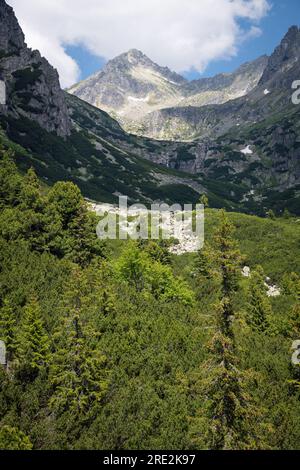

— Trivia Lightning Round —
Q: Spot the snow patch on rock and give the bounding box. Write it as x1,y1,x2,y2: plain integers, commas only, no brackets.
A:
128,95,149,103
241,145,253,155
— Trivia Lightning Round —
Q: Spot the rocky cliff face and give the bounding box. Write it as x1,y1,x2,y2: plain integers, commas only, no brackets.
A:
259,26,300,86
0,0,70,137
68,50,267,136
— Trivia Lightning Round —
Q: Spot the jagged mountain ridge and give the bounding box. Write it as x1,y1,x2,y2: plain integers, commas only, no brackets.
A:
0,0,70,137
68,49,267,136
140,26,300,140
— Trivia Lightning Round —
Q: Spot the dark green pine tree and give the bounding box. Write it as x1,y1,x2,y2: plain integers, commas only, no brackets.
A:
194,243,214,279
67,207,106,267
49,315,108,416
49,274,109,427
47,181,83,230
18,167,48,252
46,181,105,266
192,211,270,450
0,148,22,210
19,167,43,211
0,299,17,361
247,266,271,332
213,210,244,336
17,296,50,378
195,303,269,450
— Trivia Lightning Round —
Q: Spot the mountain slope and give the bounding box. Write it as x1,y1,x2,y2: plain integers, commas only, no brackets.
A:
0,0,299,216
0,89,212,207
140,26,300,141
68,50,267,136
0,0,70,137
68,49,186,132
4,89,298,215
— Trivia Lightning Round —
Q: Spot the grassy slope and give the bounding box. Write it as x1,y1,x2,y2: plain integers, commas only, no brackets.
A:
173,209,300,282
0,100,245,212
104,207,299,283
0,114,202,206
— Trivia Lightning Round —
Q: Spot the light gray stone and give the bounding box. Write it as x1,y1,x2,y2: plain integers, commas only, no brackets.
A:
0,340,6,365
0,79,5,105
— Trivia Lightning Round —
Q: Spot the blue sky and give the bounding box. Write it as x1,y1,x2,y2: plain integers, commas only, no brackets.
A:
202,1,300,78
9,0,300,87
65,1,300,82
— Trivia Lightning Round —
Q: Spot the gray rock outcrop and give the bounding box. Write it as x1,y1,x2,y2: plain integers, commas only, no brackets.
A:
0,0,70,137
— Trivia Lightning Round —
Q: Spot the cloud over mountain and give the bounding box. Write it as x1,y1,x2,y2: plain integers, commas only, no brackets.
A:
8,0,270,87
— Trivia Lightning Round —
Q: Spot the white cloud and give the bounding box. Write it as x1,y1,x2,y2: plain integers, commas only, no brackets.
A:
7,0,270,88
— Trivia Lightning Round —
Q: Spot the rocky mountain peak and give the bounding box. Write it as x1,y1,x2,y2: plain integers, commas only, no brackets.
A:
103,48,187,85
0,0,25,53
126,48,146,61
259,24,300,85
108,48,145,65
0,0,70,137
284,25,300,42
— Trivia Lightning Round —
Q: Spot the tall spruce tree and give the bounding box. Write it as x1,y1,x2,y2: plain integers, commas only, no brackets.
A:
194,244,214,280
49,272,109,424
20,168,43,211
17,296,50,378
49,316,108,416
192,211,269,449
247,266,271,332
213,210,243,336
